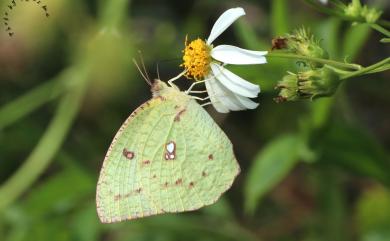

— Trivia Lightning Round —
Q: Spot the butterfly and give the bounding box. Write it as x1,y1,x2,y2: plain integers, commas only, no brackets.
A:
96,76,240,223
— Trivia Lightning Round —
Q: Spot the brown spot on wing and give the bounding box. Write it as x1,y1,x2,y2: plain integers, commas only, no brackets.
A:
189,182,195,188
123,148,135,160
142,160,151,165
208,154,213,160
124,193,132,198
175,178,183,185
174,109,187,122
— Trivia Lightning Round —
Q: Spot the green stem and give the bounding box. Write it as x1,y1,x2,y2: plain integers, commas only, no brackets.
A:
340,57,390,80
0,67,88,212
369,24,390,37
271,0,289,36
99,0,131,29
0,74,67,130
378,19,390,29
364,63,390,74
304,0,390,33
303,0,345,19
267,52,362,70
324,64,353,76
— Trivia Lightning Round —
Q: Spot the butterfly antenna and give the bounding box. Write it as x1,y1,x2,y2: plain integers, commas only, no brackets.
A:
138,50,152,84
153,57,182,81
132,58,152,86
156,61,161,80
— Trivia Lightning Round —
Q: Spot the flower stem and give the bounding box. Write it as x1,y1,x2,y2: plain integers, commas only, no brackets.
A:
267,52,362,70
378,19,390,29
0,66,89,212
340,57,390,80
380,38,390,43
369,24,390,37
0,73,68,130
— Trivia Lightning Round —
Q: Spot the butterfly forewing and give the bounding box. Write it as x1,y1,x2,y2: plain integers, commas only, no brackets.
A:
96,86,240,223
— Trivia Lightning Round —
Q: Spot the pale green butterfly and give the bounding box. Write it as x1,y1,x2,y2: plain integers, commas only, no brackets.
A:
96,73,240,223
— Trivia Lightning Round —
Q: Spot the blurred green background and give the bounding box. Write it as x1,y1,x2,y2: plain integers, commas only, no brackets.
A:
1,0,390,241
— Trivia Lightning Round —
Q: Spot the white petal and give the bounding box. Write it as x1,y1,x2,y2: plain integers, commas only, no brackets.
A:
206,76,244,112
206,7,245,45
235,94,259,109
205,76,240,113
204,78,229,113
205,74,259,113
210,63,260,98
211,45,268,64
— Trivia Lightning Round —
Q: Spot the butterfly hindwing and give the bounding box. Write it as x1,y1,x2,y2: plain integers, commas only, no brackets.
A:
96,85,240,223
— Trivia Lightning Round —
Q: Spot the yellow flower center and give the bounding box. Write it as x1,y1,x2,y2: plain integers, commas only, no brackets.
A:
181,37,212,80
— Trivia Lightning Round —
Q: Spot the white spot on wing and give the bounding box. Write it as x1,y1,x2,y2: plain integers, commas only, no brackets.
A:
166,142,175,153
164,141,176,160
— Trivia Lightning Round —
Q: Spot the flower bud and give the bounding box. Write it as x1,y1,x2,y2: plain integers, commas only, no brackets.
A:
344,0,362,18
275,67,341,102
274,73,299,102
273,28,329,68
344,0,382,23
361,6,382,24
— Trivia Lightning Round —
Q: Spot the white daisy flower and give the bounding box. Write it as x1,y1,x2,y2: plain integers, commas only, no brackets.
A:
181,7,268,113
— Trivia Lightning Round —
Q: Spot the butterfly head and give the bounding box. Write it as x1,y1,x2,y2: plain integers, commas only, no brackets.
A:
151,79,171,98
151,79,185,101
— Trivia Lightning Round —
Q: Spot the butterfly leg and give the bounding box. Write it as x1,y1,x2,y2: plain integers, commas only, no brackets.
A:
168,70,186,86
187,90,207,94
190,96,210,101
201,102,212,107
184,80,207,94
185,74,217,94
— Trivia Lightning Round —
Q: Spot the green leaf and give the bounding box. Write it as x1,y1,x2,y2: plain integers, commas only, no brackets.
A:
71,205,101,241
342,23,371,61
317,121,390,185
21,161,94,218
244,134,304,214
356,186,390,241
315,18,342,58
202,197,234,220
380,38,390,43
317,169,347,241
